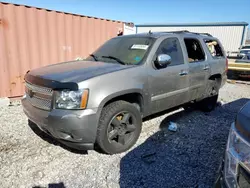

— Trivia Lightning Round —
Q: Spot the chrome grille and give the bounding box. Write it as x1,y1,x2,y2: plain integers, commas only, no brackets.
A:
25,82,53,110
26,94,52,110
25,82,53,96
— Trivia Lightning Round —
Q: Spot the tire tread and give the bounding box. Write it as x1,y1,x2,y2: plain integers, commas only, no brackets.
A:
96,100,141,154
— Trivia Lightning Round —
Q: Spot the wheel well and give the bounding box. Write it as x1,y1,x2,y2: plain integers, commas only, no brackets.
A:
209,74,222,81
208,74,222,88
104,93,144,114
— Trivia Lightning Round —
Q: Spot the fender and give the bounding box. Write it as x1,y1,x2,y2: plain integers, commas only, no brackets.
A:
98,88,150,116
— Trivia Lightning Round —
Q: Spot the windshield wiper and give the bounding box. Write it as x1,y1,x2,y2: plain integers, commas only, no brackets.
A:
90,54,98,61
101,55,126,65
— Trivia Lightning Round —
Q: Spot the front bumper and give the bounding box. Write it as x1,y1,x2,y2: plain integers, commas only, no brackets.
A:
22,97,100,150
215,160,250,188
215,154,250,188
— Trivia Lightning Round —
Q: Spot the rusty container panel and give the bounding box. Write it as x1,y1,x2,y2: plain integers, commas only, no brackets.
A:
0,2,124,98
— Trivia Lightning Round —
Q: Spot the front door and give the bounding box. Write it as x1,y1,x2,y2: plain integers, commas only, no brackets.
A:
149,37,190,114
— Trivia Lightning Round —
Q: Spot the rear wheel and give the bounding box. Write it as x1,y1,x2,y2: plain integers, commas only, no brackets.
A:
96,101,142,154
198,78,220,112
198,94,218,112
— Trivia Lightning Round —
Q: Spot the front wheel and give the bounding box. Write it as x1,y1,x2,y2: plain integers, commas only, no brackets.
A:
96,100,142,154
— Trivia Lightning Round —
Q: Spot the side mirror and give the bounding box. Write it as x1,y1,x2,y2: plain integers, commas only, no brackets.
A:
156,54,171,67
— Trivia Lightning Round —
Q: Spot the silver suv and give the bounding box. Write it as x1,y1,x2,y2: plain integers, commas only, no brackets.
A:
22,31,227,154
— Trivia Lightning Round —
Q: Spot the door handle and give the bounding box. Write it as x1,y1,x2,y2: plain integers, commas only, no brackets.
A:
203,65,210,70
179,70,188,76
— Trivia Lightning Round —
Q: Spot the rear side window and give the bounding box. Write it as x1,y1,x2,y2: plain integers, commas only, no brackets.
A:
155,37,184,67
184,38,205,63
204,39,224,58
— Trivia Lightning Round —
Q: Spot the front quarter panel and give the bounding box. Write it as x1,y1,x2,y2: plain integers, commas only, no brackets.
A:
77,66,150,115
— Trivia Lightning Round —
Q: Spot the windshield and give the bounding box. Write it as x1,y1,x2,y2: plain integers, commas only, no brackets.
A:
86,37,155,65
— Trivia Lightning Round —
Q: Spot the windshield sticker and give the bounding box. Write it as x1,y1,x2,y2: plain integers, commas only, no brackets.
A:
131,44,149,50
134,56,141,62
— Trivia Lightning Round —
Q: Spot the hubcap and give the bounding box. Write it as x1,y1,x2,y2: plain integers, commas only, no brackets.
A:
107,111,137,145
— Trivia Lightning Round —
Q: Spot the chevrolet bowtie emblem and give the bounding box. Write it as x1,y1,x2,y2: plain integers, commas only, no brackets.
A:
27,89,34,97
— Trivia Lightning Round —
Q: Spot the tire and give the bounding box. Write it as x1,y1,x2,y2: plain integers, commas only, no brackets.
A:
232,74,239,80
183,102,195,111
96,100,142,154
228,71,239,80
198,94,218,112
198,78,220,112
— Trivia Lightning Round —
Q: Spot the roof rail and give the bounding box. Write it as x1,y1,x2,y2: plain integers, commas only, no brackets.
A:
160,30,213,37
193,32,213,37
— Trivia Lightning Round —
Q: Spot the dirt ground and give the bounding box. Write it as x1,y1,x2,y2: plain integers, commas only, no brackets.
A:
1,82,250,188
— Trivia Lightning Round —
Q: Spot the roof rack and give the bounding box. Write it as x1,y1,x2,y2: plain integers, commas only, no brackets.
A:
192,32,213,37
159,30,213,37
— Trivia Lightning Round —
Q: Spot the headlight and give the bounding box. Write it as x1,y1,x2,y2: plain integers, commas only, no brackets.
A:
55,89,89,109
224,123,250,188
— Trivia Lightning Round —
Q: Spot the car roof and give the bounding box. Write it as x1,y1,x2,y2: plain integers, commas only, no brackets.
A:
121,32,174,38
119,31,215,39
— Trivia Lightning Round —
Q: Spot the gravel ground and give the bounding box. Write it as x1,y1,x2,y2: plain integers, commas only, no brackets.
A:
1,83,250,188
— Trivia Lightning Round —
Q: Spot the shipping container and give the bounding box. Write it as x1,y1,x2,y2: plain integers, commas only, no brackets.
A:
0,2,125,98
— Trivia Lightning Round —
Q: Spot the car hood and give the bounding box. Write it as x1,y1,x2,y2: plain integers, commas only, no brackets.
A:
236,101,250,141
28,60,133,83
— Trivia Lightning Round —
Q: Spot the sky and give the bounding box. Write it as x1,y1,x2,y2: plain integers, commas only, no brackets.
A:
2,0,250,26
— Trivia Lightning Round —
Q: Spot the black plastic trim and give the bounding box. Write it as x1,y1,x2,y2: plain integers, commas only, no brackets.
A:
25,73,78,90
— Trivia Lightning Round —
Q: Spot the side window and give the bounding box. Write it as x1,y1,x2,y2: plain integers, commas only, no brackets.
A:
204,39,224,58
184,38,205,63
155,37,184,67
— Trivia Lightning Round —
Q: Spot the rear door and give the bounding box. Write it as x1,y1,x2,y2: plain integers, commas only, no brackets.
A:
183,38,210,100
149,37,190,114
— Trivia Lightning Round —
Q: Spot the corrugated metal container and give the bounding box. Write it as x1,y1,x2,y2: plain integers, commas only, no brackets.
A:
137,22,249,53
0,2,124,98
